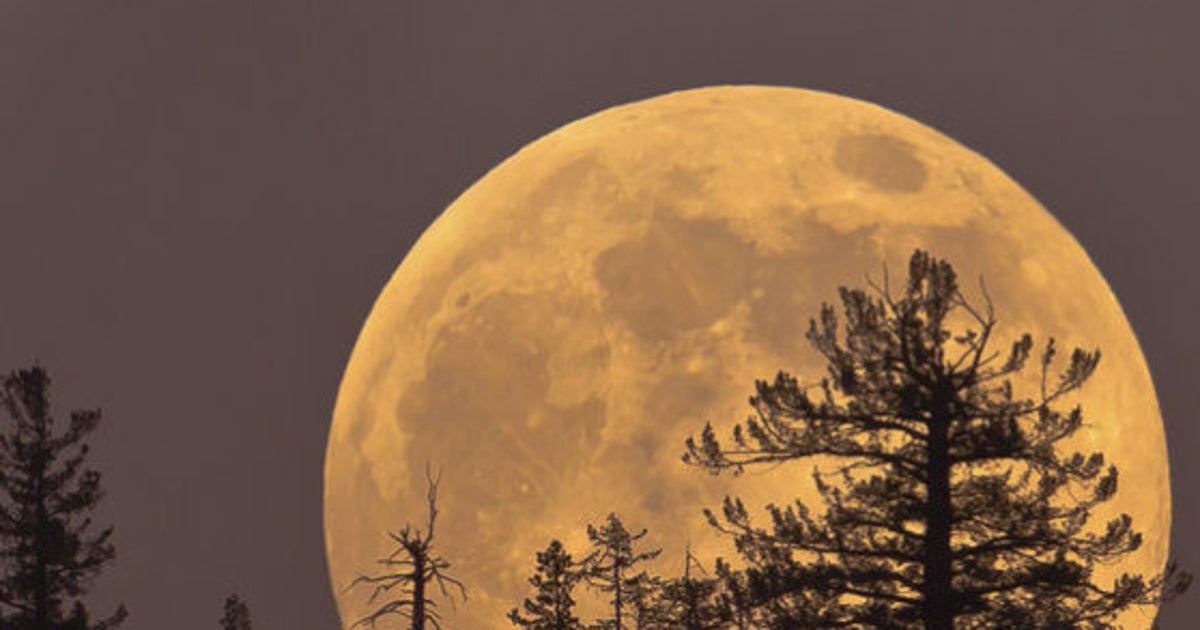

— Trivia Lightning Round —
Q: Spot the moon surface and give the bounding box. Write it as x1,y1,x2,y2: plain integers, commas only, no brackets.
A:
325,86,1170,628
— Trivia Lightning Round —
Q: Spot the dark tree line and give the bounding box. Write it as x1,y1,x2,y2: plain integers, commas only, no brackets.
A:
359,250,1188,629
508,513,725,630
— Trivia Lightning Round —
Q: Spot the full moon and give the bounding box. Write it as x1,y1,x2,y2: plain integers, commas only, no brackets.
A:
325,86,1170,628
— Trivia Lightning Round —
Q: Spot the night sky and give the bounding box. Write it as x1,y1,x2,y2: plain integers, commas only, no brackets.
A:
0,3,1196,628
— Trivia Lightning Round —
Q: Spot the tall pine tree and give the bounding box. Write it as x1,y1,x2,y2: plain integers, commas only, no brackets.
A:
0,366,126,630
508,539,583,630
685,250,1189,629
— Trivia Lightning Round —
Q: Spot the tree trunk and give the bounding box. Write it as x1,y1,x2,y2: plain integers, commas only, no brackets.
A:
411,553,426,630
613,564,623,630
34,442,49,630
923,402,954,630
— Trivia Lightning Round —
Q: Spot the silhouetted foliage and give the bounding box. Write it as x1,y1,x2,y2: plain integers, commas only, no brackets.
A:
349,466,465,630
220,595,252,630
0,366,127,630
508,539,584,630
655,548,723,630
684,250,1190,629
581,513,662,630
711,559,754,630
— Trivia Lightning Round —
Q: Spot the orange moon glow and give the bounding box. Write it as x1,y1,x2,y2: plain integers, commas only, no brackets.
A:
324,86,1170,628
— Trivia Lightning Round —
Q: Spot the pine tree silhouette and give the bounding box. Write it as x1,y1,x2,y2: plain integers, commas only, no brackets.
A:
685,250,1190,629
656,547,723,630
581,513,662,630
0,366,127,630
711,559,754,630
508,539,584,630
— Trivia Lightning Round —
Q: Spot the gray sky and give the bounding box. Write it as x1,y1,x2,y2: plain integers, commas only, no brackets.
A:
0,2,1195,628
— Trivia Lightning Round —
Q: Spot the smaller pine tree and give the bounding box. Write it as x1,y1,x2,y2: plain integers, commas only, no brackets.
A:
508,539,583,630
581,513,662,630
656,548,723,630
220,595,252,630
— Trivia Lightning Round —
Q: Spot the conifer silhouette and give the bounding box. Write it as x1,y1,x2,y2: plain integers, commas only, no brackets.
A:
656,548,723,630
582,513,662,630
711,559,754,630
0,366,127,630
685,250,1189,629
508,539,584,630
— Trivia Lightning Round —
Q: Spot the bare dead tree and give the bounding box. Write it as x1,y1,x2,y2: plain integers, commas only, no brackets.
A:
348,465,466,630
